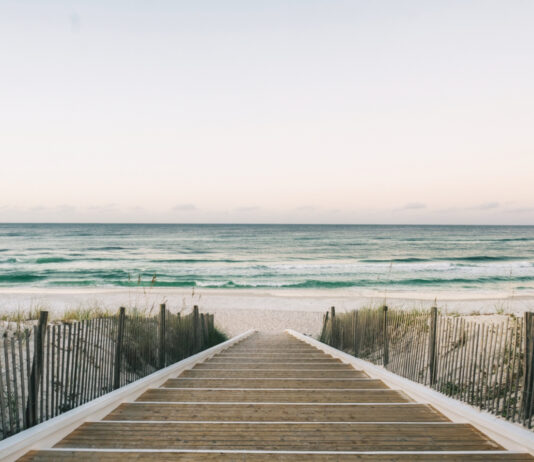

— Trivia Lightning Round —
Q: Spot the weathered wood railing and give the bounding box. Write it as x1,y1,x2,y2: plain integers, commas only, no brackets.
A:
320,306,534,429
0,305,223,440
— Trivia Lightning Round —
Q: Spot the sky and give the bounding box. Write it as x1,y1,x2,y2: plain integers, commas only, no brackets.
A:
1,0,533,225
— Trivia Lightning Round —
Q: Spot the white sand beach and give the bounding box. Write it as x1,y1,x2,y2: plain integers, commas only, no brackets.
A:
1,287,533,337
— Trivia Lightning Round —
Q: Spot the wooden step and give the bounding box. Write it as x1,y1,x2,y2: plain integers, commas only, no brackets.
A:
228,345,319,350
181,369,368,379
231,344,314,348
207,358,341,363
213,356,334,361
19,451,534,461
195,362,352,370
53,422,504,451
226,349,322,354
105,402,448,422
136,388,411,403
162,378,387,389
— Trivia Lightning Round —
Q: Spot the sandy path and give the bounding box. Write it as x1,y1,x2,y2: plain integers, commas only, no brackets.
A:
201,307,324,337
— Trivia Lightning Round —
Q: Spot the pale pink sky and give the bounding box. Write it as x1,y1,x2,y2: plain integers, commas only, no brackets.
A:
1,1,533,224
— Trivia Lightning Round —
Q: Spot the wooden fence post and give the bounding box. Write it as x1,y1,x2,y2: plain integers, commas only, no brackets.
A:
203,314,209,343
159,304,166,369
353,311,359,357
330,306,336,346
428,306,438,386
208,314,214,336
200,313,206,348
320,311,329,342
205,314,212,342
26,310,48,427
383,305,389,367
522,312,534,425
193,306,201,352
113,307,126,390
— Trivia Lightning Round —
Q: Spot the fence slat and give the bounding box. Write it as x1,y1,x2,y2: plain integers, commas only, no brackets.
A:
10,337,20,432
63,323,72,412
2,338,14,435
25,311,48,427
18,332,27,429
382,306,389,367
428,306,438,386
159,304,166,369
44,326,50,421
113,307,126,390
0,347,8,438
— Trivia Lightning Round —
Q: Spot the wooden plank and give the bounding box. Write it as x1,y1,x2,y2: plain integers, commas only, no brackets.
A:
226,350,323,354
229,342,318,349
180,370,368,379
4,336,15,434
63,323,73,415
11,337,21,432
113,308,126,390
194,362,353,370
229,345,319,349
162,378,387,389
214,355,334,360
208,357,340,362
60,323,67,411
53,422,504,451
135,388,410,403
104,402,448,422
19,332,28,429
18,450,534,462
0,341,9,438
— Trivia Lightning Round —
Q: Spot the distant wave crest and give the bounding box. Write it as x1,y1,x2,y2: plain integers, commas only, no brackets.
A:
0,273,46,283
362,256,524,264
35,257,72,264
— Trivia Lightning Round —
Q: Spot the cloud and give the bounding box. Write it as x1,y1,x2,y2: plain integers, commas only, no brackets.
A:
56,205,76,214
172,204,197,212
295,205,316,212
70,13,81,33
398,202,427,211
469,202,500,210
504,207,534,214
235,206,261,213
87,203,119,212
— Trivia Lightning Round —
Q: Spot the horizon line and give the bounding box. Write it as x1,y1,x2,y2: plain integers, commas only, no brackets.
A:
1,222,534,227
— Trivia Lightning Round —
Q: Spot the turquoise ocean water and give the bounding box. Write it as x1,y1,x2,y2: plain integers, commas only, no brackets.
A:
1,224,534,292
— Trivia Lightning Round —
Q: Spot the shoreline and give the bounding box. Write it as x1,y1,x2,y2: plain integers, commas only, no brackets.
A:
1,285,533,302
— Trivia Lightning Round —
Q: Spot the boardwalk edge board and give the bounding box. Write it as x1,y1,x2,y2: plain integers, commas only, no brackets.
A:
287,328,534,455
0,329,256,462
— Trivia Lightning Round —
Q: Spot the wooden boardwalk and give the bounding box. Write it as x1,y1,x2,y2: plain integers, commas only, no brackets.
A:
20,333,534,461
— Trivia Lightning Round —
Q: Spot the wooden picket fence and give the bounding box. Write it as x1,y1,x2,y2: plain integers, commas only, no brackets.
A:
0,305,223,440
320,306,534,429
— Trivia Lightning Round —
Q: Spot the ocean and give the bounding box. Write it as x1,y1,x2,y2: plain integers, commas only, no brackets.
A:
1,224,534,293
